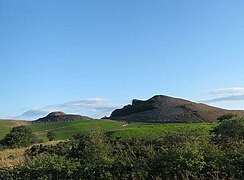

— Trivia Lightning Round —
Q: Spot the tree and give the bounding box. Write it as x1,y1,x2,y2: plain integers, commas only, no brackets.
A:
1,126,39,148
47,131,56,141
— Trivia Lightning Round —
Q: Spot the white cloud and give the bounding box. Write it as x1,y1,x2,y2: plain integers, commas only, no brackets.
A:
208,87,244,95
15,98,124,120
200,87,244,104
201,94,244,103
15,109,50,120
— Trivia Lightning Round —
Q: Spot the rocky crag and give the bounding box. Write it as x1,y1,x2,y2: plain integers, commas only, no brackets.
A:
109,95,244,123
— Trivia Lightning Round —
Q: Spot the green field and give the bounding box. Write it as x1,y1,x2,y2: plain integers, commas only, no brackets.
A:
106,122,217,139
0,119,217,141
0,121,16,138
0,121,31,139
29,120,124,140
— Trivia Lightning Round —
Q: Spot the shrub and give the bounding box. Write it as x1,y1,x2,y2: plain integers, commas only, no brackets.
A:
47,131,56,141
0,154,80,179
2,129,244,179
211,117,244,142
0,126,40,148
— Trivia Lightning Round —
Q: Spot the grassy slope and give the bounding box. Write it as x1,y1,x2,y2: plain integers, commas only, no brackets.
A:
0,119,217,141
29,120,217,140
28,120,124,140
0,121,15,138
107,122,217,139
0,120,30,139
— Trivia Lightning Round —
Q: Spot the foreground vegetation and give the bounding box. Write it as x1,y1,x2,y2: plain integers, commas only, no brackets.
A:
0,115,244,179
0,141,60,168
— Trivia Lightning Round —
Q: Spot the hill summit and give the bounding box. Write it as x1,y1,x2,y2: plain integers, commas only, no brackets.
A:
47,111,67,117
109,95,244,123
33,111,92,123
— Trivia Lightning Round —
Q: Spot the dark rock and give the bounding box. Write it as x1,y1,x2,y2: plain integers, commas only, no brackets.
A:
109,95,244,123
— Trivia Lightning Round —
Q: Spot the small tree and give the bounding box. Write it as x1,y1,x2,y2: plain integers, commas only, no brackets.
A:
1,126,39,148
47,131,56,141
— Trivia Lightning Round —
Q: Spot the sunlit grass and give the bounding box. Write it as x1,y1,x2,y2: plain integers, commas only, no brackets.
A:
106,122,217,139
0,119,217,141
0,141,60,168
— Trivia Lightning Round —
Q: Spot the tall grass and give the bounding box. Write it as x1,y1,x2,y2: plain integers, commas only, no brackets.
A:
0,141,60,168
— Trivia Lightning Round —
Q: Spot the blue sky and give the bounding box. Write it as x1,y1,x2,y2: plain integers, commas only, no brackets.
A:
1,0,244,120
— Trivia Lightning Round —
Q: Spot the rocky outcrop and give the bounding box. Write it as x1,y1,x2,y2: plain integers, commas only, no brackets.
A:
33,111,92,123
109,95,244,123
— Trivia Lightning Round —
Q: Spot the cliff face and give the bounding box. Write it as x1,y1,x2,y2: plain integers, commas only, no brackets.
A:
109,95,244,123
33,111,92,123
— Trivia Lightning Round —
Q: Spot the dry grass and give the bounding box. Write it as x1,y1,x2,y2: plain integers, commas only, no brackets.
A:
0,141,61,168
0,120,31,126
0,147,26,168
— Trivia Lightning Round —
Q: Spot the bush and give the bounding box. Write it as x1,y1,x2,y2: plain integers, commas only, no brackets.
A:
212,117,244,143
217,113,238,122
0,126,40,148
149,137,223,179
0,154,80,179
47,131,56,141
2,130,244,179
221,141,244,179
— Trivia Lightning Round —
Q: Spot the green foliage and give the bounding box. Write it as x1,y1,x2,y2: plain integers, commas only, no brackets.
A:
26,141,75,158
0,154,80,179
217,113,238,122
80,129,115,179
2,131,244,179
221,141,244,178
47,131,56,141
212,117,244,142
2,121,244,179
0,126,40,148
150,137,225,179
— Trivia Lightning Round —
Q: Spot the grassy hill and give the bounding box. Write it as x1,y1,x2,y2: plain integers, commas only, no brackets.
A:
0,119,217,141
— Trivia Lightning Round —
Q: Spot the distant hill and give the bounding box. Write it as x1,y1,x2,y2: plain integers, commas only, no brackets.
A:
33,111,92,123
109,95,244,123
